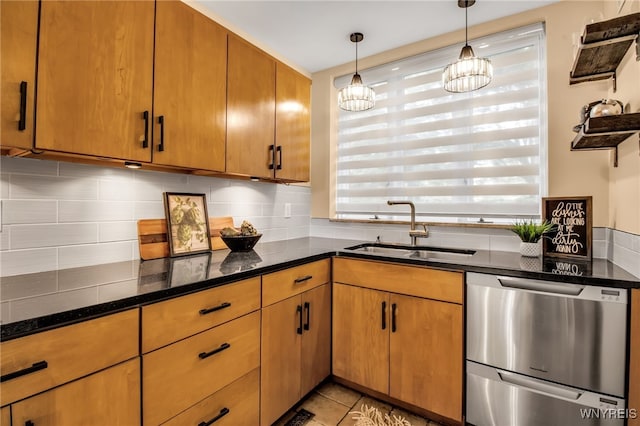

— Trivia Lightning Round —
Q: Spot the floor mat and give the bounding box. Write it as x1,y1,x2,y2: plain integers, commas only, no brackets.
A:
284,408,315,426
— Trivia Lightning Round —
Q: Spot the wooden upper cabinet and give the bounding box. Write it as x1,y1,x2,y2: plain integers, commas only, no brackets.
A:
0,0,38,151
35,0,154,161
226,34,276,179
153,0,227,171
275,63,311,182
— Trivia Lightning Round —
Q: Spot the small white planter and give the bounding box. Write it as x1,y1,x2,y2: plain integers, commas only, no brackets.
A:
519,241,541,257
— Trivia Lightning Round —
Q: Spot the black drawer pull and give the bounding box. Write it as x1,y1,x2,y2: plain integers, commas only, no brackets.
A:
158,115,165,152
391,303,397,333
198,343,230,360
142,111,149,148
381,301,387,330
19,81,27,131
268,144,275,170
1,360,48,383
294,275,313,284
199,302,231,316
276,145,283,170
296,305,303,335
25,421,35,426
303,301,310,331
198,407,230,426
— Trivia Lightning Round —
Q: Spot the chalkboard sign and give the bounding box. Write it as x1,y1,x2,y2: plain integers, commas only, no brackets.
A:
542,196,592,259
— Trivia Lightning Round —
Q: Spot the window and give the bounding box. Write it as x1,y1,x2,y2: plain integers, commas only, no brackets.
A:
335,23,547,224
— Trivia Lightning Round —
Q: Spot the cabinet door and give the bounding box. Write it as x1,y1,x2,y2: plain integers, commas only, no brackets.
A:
274,63,310,182
226,34,275,179
630,289,640,426
300,284,331,396
260,295,302,426
0,0,38,150
153,0,226,171
11,358,140,426
36,1,154,161
0,406,9,426
332,284,389,394
389,293,463,421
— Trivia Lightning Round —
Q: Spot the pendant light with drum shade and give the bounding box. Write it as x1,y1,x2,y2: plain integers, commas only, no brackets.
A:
443,0,493,92
338,32,375,111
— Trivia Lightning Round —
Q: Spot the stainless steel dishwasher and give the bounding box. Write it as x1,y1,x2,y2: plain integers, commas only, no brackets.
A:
466,272,628,426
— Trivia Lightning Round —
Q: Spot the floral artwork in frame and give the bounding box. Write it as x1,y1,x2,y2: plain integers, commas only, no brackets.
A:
163,192,211,257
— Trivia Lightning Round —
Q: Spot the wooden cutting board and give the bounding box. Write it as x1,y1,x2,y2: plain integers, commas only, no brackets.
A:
137,217,234,260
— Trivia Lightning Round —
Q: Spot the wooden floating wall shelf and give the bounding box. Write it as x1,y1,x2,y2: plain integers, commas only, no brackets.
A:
569,12,640,92
571,112,640,167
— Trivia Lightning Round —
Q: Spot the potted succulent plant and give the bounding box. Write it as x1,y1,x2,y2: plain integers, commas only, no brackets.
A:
510,219,556,257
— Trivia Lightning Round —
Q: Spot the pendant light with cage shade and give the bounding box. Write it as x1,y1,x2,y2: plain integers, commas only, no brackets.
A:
338,32,375,111
443,0,493,92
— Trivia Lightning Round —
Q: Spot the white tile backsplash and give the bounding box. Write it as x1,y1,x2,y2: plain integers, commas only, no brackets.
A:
10,174,98,200
0,248,58,276
10,223,98,249
59,200,134,222
1,200,57,224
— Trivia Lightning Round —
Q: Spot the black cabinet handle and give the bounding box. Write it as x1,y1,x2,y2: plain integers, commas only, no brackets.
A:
142,111,149,148
199,302,231,316
18,81,27,131
1,360,48,383
158,115,165,152
296,305,303,335
391,303,397,333
198,407,230,426
25,421,35,426
381,301,387,330
303,302,310,331
294,275,312,284
276,145,283,170
268,144,275,170
198,343,230,360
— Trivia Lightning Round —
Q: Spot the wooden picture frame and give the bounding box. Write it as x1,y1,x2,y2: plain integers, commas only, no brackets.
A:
163,192,211,257
542,196,592,260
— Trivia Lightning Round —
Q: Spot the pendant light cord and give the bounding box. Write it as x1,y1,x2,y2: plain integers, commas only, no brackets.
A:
465,0,469,46
355,39,359,74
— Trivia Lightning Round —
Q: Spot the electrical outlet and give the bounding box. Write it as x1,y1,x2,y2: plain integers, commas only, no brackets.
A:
0,200,3,233
284,203,291,218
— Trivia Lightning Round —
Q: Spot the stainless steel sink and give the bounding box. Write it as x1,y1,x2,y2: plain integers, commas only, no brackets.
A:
344,242,476,260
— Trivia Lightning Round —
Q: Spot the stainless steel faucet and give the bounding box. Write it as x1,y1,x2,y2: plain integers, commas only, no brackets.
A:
387,200,429,245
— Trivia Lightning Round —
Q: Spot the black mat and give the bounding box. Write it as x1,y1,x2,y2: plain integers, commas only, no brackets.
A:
284,408,315,426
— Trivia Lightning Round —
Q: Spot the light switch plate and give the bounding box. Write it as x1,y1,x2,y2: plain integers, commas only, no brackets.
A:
284,203,291,218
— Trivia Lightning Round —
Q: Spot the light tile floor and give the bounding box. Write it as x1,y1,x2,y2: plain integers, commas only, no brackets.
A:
274,382,442,426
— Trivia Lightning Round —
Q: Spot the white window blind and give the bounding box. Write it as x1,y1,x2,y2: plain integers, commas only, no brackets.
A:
335,23,547,224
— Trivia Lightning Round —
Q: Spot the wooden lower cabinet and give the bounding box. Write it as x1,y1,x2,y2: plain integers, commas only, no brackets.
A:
11,358,140,426
143,311,260,425
332,284,389,394
162,368,259,426
261,284,331,426
389,293,462,421
0,407,9,426
332,259,464,423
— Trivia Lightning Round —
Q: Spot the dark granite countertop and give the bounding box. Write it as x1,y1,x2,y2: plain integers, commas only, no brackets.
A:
2,237,639,340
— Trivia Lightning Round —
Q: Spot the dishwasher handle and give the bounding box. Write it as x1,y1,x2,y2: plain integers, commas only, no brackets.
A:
497,369,583,401
497,276,585,296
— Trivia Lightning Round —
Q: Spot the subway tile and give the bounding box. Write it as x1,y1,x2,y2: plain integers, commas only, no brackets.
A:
98,221,137,242
0,227,9,250
0,177,9,198
99,179,136,201
592,240,608,259
490,235,520,253
1,157,58,176
59,162,133,180
134,169,188,187
11,223,97,249
133,201,165,220
10,174,97,200
133,180,164,202
59,200,133,222
0,248,58,277
58,241,134,269
612,244,640,278
2,200,57,224
592,227,607,240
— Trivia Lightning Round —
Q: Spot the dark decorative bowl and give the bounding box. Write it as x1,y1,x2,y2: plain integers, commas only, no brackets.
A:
220,234,262,252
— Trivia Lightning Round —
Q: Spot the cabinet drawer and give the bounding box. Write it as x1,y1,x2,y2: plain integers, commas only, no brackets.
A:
262,259,330,306
142,277,260,352
162,368,259,426
333,258,463,304
0,309,139,406
143,311,260,426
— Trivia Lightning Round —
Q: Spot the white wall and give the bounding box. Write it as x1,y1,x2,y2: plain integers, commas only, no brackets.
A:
0,156,310,277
